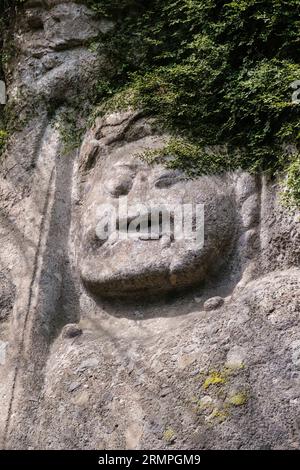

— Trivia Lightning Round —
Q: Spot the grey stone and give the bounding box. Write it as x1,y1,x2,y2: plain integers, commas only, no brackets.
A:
203,297,224,311
0,341,7,366
62,324,82,339
79,114,237,299
226,346,247,369
76,358,99,373
68,382,81,393
0,0,299,453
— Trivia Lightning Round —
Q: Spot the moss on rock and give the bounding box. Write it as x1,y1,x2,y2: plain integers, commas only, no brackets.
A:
87,0,300,205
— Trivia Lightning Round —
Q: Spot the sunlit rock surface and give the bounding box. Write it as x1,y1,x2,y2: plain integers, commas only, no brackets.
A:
0,1,299,450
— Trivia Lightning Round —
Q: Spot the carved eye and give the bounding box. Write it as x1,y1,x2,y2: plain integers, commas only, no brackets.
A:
154,170,184,189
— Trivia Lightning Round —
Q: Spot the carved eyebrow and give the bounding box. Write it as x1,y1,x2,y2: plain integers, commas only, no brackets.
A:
114,162,140,170
154,170,185,188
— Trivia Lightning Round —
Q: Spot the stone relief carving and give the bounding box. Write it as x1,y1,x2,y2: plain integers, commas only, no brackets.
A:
0,1,299,451
78,116,238,299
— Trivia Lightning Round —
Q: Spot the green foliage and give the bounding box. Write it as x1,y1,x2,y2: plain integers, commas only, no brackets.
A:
56,107,88,155
88,0,300,205
0,0,26,157
0,129,8,152
139,136,261,177
281,154,300,208
0,1,25,43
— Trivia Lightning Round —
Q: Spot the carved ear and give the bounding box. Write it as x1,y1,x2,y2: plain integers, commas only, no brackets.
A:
80,140,101,173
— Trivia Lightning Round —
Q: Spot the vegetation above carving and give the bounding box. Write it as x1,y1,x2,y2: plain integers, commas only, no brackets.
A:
87,0,300,207
0,1,26,153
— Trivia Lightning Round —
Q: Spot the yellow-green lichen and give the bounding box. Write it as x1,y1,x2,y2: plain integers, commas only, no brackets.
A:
207,407,229,423
203,371,226,390
163,427,176,444
228,392,248,407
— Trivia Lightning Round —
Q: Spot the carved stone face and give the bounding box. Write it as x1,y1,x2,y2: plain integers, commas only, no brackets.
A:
78,121,237,299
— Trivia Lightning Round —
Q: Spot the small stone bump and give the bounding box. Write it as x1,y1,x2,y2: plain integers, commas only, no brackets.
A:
62,324,82,339
203,296,224,311
68,381,81,393
161,235,171,249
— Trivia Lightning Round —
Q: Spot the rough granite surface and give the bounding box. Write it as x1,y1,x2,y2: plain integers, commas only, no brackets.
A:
0,1,299,450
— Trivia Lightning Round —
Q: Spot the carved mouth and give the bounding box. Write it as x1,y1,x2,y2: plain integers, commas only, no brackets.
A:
88,211,176,252
88,206,203,252
115,210,176,242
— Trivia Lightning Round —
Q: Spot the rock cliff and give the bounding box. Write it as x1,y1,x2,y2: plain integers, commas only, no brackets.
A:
0,1,299,450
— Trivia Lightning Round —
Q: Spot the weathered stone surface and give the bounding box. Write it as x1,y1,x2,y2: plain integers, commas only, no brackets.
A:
61,324,82,339
203,297,224,311
0,1,299,452
78,112,237,298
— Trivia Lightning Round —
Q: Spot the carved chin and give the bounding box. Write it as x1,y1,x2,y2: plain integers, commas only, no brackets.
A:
79,206,236,299
81,268,177,299
79,247,221,299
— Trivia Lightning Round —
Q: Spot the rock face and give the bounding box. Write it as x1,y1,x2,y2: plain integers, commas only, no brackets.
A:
78,113,237,298
0,1,300,450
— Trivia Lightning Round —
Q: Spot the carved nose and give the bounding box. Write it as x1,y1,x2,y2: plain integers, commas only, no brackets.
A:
116,212,153,236
105,176,134,198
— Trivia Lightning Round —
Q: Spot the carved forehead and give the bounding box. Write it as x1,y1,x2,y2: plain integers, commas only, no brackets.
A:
78,111,239,197
78,111,165,182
